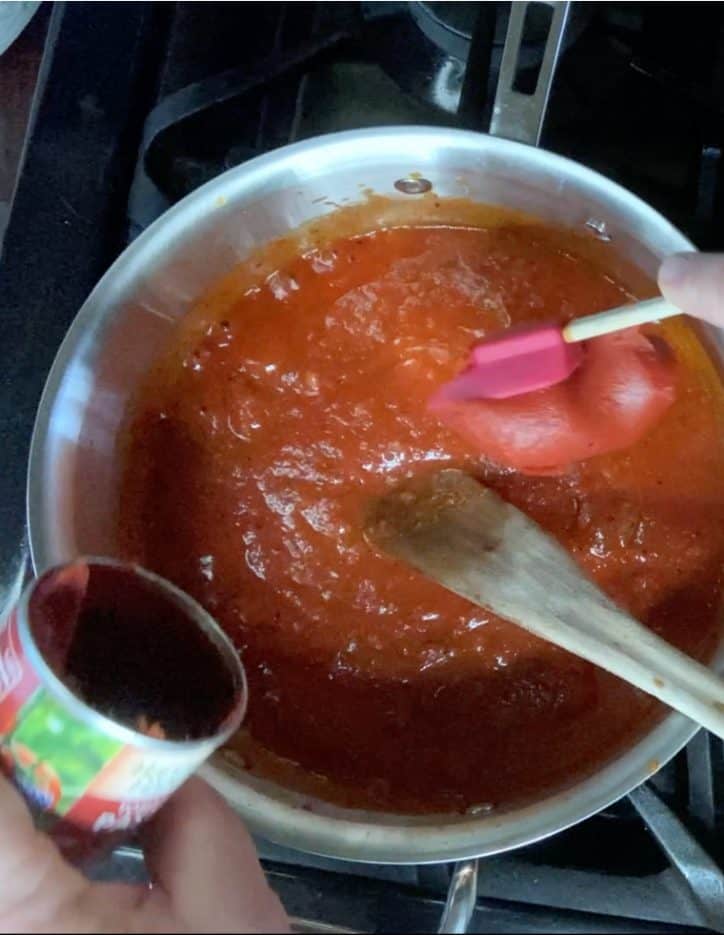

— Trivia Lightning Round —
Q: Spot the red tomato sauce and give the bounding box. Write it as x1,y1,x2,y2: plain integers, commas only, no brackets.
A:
119,220,724,814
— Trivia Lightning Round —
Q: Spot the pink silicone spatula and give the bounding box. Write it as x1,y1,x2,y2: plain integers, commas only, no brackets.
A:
434,296,680,402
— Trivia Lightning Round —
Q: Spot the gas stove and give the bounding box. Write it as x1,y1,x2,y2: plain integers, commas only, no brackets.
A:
2,3,724,932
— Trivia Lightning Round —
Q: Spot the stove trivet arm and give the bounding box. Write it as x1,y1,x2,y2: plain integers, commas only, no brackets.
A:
490,1,570,146
127,28,352,235
630,783,724,934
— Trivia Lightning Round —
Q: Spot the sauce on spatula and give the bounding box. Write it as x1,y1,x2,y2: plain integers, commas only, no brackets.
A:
431,327,678,474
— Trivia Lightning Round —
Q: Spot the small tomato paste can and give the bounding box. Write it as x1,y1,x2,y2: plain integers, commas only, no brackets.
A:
0,558,246,863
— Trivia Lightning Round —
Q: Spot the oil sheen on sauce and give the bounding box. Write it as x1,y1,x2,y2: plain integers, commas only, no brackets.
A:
119,208,724,814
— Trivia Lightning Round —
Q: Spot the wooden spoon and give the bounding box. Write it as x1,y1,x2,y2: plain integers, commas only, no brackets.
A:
365,468,724,738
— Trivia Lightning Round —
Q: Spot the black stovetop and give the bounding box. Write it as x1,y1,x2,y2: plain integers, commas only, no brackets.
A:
3,3,724,932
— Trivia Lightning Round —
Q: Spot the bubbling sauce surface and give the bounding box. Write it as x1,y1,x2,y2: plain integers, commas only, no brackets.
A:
120,216,724,813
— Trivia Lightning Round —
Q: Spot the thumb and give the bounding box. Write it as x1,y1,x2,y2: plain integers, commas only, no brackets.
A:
142,777,289,934
658,252,724,328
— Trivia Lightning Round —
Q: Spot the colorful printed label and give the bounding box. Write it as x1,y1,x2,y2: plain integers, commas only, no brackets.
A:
0,608,211,832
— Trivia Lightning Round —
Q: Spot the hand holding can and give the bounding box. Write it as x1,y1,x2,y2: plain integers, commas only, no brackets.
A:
0,558,247,864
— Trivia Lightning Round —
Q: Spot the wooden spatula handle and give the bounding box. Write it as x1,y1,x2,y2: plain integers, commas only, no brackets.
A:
565,601,724,738
367,470,724,739
493,571,724,739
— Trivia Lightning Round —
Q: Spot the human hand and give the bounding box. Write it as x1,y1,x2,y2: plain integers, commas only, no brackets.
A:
659,253,724,327
0,772,289,934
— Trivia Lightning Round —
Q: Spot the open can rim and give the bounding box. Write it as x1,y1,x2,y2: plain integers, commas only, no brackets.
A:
13,556,248,753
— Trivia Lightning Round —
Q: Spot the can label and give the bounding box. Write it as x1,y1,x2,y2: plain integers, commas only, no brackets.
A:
0,609,214,831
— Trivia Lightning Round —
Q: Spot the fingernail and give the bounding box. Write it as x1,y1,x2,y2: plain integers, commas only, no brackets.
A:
659,252,696,288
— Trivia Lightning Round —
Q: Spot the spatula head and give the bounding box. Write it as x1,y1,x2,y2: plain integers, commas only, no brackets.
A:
431,324,584,403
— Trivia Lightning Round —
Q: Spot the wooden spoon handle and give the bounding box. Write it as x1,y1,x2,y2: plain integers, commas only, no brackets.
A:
367,470,724,738
571,603,724,738
484,555,724,738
